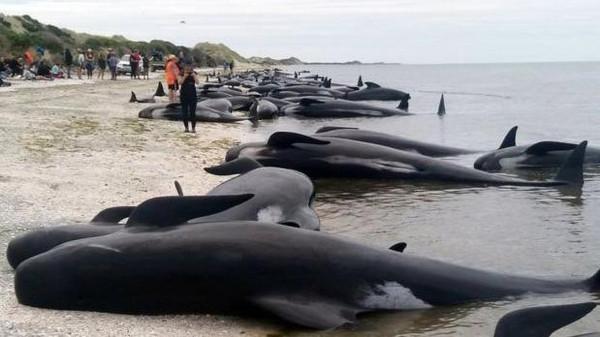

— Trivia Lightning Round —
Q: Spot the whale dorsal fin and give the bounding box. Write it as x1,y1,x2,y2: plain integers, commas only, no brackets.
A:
525,141,578,155
267,132,330,148
389,242,407,252
174,181,184,196
357,75,363,87
126,194,254,227
493,302,597,337
204,157,263,175
437,94,446,115
553,140,586,185
299,98,326,106
364,82,381,89
91,206,136,223
252,295,359,329
315,126,359,133
129,91,137,103
499,126,518,149
154,82,166,97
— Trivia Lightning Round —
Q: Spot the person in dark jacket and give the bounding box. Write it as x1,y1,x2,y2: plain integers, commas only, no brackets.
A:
64,48,73,79
177,64,199,133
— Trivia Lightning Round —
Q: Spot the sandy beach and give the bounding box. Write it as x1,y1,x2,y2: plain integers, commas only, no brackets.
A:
0,75,280,337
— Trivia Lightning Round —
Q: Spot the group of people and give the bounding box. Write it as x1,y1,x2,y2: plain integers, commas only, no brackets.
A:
164,54,199,133
0,46,154,84
63,48,149,81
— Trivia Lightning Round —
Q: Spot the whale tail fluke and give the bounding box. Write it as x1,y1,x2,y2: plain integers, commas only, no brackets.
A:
154,82,166,97
493,302,597,337
499,126,518,149
553,140,586,185
437,94,446,115
397,97,409,111
129,91,138,103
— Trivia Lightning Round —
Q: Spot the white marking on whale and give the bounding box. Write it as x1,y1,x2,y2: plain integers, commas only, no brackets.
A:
499,155,527,169
361,282,431,310
257,206,284,223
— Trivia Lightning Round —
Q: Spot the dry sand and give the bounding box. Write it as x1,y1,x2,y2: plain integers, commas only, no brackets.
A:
0,75,282,336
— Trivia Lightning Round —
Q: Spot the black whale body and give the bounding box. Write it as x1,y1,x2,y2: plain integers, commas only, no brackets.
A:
315,126,479,156
15,221,600,329
6,195,252,269
224,131,586,186
280,98,411,118
475,126,600,171
138,102,253,123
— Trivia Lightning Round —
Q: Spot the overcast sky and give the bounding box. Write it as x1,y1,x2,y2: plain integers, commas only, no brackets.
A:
2,0,599,63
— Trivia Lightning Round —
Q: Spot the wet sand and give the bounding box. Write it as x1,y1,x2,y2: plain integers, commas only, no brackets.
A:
0,75,279,336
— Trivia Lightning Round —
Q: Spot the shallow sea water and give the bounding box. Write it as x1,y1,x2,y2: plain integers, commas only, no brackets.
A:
245,62,600,336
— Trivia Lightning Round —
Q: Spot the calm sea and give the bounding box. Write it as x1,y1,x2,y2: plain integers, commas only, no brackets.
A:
243,62,600,336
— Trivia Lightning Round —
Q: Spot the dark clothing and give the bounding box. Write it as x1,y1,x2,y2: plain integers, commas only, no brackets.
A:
8,59,23,76
181,100,197,131
180,74,197,130
37,63,51,77
142,56,149,69
98,58,106,70
130,62,138,78
64,49,73,66
179,74,197,100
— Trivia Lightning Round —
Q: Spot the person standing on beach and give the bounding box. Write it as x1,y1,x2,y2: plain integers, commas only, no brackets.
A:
142,53,149,80
76,49,85,79
107,48,118,80
97,51,106,80
130,49,141,79
165,55,179,103
64,48,73,79
229,59,234,74
177,64,199,133
84,49,95,80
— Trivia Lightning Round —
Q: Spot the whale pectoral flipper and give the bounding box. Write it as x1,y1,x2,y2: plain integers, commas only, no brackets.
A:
267,132,330,148
499,126,518,149
315,126,359,133
252,296,360,329
389,242,407,252
525,141,578,155
91,206,136,223
125,194,254,227
493,302,598,337
204,157,263,175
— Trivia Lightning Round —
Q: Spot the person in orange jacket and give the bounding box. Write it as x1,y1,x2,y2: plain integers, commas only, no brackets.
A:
23,50,34,70
165,55,180,102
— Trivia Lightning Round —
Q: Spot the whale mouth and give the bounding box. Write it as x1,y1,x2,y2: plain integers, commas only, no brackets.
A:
278,222,300,228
